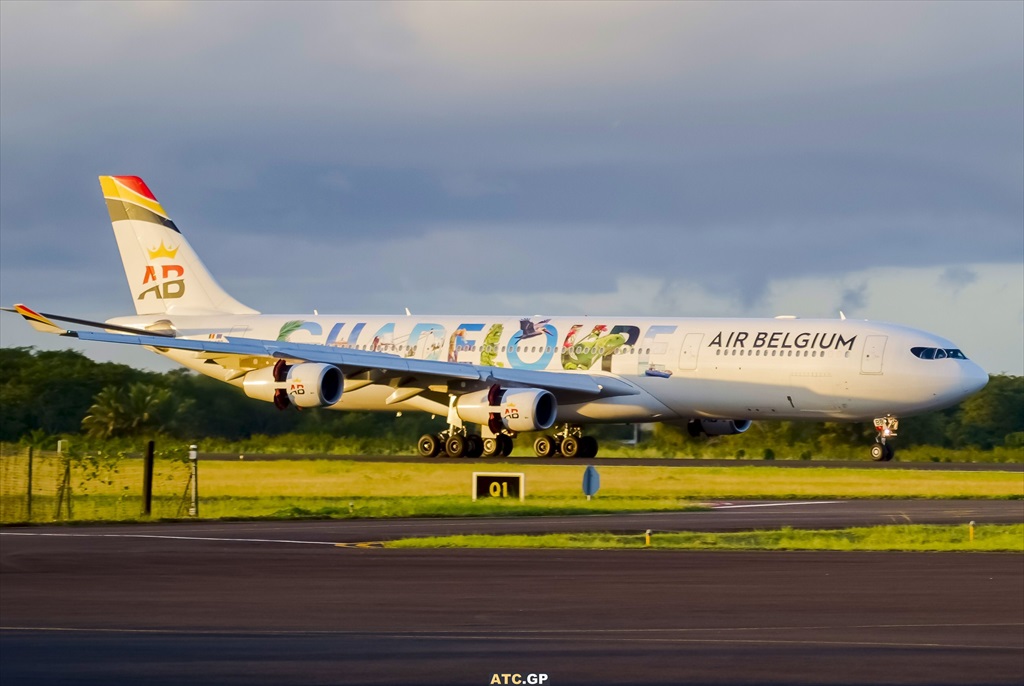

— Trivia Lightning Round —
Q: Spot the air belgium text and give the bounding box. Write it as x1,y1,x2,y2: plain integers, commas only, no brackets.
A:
708,331,856,351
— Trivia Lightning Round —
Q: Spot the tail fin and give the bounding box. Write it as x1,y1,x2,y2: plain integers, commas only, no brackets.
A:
100,175,258,316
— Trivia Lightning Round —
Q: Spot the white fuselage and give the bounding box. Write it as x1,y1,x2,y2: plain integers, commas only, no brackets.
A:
110,313,988,425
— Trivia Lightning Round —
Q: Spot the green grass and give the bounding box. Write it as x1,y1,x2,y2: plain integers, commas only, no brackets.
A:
192,460,1024,500
3,455,1022,523
388,524,1024,552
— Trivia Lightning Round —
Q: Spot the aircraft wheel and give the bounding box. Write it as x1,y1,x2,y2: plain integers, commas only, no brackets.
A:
882,444,895,462
417,433,441,458
466,434,484,458
870,443,885,461
445,435,467,458
498,435,514,457
580,436,598,458
482,437,501,457
560,436,580,458
534,435,556,458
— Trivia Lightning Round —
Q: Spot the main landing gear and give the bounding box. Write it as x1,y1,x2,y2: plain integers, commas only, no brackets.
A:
417,428,514,458
417,424,600,459
870,415,898,462
533,425,599,458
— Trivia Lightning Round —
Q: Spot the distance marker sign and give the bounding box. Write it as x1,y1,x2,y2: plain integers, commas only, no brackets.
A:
473,472,525,502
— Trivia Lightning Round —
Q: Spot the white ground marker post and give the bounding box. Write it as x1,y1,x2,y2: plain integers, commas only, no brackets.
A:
188,445,199,517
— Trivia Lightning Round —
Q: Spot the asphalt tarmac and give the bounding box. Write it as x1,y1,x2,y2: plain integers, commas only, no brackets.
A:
2,500,1022,685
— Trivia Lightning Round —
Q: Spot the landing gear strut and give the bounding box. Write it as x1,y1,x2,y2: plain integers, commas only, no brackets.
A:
533,425,599,458
870,415,898,462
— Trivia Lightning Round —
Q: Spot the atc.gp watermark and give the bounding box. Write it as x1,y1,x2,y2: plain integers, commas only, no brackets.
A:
489,673,549,685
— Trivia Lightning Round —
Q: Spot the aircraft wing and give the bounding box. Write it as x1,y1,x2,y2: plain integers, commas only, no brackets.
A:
9,305,638,401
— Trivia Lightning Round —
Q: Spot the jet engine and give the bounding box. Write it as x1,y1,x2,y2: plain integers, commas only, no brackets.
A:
456,386,557,433
687,419,753,437
243,360,343,409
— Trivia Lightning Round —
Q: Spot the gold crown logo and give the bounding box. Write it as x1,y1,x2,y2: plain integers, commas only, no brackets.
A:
147,241,179,260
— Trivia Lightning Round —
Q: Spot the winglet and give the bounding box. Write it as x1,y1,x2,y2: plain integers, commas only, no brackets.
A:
11,304,71,335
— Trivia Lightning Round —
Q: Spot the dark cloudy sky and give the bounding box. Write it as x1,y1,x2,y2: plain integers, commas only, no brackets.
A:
1,1,1021,374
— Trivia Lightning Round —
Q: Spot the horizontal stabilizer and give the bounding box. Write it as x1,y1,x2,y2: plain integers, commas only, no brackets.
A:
3,305,175,338
8,305,70,335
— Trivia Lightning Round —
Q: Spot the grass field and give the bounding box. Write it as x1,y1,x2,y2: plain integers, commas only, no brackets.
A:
192,459,1024,500
388,524,1024,552
2,455,1022,523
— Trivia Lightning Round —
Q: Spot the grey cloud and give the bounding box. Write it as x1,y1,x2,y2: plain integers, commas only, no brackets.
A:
1,1,1021,336
839,283,869,314
939,267,978,294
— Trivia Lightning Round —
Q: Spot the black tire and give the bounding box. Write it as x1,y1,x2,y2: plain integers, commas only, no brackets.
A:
445,435,467,458
870,443,885,461
534,435,555,458
580,436,598,458
466,434,484,458
560,436,580,458
482,437,500,457
882,443,895,462
417,433,441,458
498,435,514,457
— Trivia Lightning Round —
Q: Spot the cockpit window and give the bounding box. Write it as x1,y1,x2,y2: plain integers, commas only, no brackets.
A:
911,347,968,360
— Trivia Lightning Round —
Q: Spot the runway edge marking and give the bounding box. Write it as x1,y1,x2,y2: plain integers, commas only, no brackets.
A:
0,532,367,547
710,501,841,509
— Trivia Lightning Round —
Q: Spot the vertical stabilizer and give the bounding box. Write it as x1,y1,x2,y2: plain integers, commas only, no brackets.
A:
100,176,258,315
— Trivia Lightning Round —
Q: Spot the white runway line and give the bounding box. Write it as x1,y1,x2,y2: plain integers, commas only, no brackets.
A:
0,532,342,546
710,501,840,509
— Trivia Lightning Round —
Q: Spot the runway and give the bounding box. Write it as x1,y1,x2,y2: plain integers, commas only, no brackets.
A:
2,501,1022,685
202,452,1024,471
3,499,1021,544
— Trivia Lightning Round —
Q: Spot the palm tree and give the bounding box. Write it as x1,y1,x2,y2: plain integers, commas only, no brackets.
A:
81,384,190,438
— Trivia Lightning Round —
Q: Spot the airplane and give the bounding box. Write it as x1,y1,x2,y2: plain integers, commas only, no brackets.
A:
7,175,990,461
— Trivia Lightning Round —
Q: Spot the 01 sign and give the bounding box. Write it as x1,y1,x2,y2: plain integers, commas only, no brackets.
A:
473,472,525,502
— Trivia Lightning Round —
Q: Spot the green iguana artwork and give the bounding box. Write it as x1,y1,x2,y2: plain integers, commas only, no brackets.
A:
561,325,626,370
480,323,505,367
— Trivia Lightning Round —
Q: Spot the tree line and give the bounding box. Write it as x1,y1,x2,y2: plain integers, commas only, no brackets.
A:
1,347,1021,453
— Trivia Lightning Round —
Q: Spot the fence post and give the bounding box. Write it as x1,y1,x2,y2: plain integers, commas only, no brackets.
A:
142,440,155,517
188,445,198,517
26,447,33,522
55,457,72,521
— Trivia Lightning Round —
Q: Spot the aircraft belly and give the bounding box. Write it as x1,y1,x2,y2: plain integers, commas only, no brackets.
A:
629,373,853,421
557,393,680,424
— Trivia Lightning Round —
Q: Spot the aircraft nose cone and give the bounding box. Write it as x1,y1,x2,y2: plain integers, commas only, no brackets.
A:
962,363,988,397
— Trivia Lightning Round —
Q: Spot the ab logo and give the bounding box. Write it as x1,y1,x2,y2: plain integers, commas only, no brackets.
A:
139,264,185,300
139,241,186,301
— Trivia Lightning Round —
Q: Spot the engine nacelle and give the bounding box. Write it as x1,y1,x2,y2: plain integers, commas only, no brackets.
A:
456,386,557,433
243,361,343,409
687,419,753,437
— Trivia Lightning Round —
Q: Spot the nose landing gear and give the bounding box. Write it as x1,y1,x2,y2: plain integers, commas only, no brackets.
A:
870,415,898,462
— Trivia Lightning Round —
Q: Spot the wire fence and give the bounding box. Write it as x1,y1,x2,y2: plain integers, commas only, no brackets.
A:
0,444,195,523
